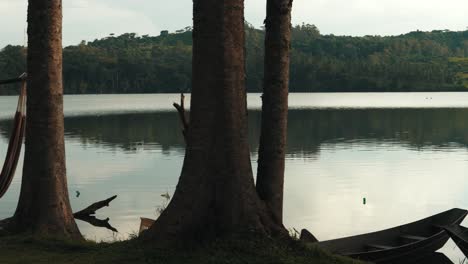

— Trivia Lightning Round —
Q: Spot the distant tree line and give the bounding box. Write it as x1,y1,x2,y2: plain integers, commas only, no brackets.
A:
1,24,468,95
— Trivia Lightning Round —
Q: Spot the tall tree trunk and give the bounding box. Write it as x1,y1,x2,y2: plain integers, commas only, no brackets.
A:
256,0,293,225
11,0,82,239
145,0,286,243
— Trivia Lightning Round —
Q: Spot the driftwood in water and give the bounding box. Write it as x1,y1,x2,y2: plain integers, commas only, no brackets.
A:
173,93,189,140
74,214,118,232
73,195,118,232
73,195,117,217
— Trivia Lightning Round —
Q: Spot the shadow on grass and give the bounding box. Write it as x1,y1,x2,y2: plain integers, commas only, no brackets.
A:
0,234,364,264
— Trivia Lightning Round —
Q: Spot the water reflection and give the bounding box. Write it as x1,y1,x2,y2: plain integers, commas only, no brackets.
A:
3,108,468,155
60,108,468,155
64,113,186,153
1,104,468,261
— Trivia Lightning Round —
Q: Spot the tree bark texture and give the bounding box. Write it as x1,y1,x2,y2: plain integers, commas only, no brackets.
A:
256,0,293,225
145,0,285,243
11,0,82,239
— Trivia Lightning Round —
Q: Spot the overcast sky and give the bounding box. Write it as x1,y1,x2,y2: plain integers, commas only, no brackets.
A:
0,0,467,48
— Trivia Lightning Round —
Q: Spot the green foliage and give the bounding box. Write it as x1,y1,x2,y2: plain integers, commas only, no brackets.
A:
290,28,468,92
0,45,26,94
1,26,467,94
62,31,192,94
449,57,468,88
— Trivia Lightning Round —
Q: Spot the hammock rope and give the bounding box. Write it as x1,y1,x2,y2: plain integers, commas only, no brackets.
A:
0,73,27,198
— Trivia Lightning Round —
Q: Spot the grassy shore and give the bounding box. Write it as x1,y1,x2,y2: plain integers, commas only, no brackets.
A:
0,234,363,264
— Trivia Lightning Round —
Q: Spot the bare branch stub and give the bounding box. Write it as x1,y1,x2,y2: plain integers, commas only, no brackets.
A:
173,93,189,140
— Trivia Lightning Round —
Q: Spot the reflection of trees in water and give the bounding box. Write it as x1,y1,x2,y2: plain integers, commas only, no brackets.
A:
261,108,468,155
0,112,185,153
1,109,468,155
292,108,468,150
64,113,186,152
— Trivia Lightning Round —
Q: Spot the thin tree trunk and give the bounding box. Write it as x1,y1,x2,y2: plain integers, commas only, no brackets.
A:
11,0,82,239
256,0,293,225
144,0,286,243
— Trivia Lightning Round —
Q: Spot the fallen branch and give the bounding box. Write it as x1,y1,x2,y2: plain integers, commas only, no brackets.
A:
173,93,189,140
73,195,117,217
74,214,118,232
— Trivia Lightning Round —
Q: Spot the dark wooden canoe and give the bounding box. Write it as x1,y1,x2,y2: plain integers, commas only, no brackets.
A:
304,208,467,264
413,252,453,264
444,225,468,257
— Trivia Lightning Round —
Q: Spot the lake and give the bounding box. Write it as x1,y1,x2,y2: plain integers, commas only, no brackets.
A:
1,92,468,261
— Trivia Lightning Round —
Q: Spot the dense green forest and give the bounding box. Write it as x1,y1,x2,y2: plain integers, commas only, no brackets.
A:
0,24,467,95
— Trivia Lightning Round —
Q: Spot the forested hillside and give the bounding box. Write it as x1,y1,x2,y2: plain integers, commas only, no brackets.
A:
1,24,467,95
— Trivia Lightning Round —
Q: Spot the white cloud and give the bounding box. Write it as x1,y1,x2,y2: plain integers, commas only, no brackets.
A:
292,0,468,36
1,0,467,48
63,0,158,45
0,0,27,48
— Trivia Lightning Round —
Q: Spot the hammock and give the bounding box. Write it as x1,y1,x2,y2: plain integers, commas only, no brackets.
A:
0,74,27,198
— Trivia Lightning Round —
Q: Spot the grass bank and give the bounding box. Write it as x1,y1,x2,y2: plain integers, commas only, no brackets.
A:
0,235,363,264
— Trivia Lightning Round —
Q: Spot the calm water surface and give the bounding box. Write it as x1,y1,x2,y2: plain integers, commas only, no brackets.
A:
1,93,468,261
